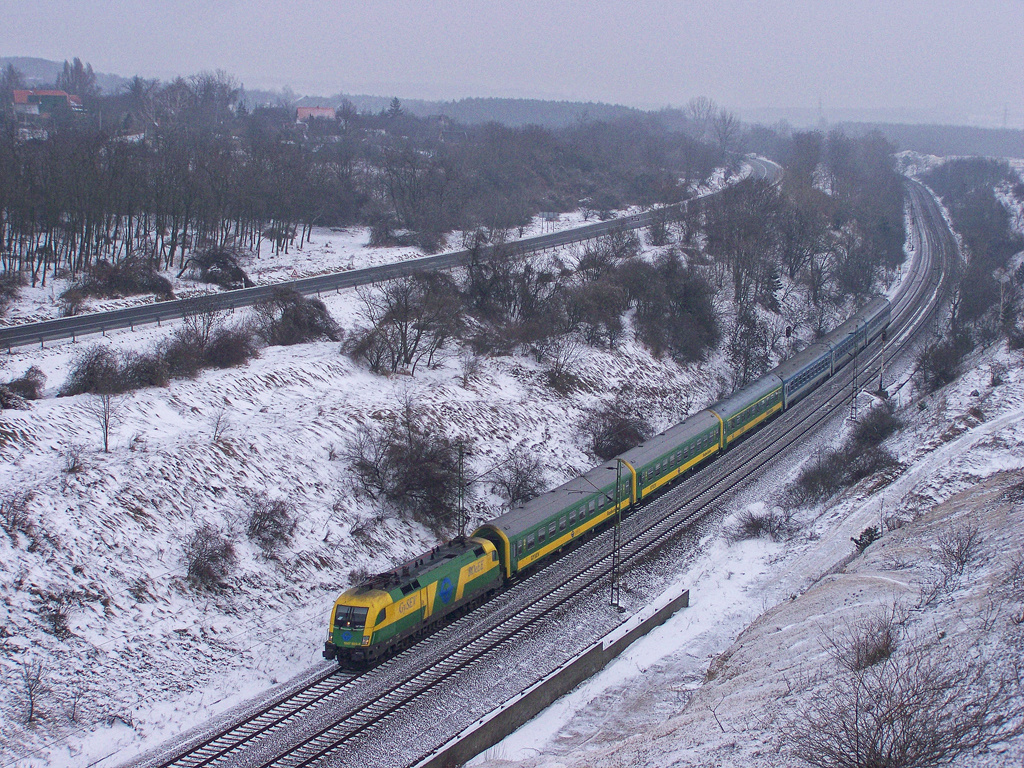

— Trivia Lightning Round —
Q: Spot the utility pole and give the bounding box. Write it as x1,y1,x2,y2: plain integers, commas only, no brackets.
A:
457,443,467,538
850,331,859,421
878,330,887,394
610,460,624,610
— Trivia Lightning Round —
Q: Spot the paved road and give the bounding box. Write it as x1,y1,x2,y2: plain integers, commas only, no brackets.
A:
0,157,782,350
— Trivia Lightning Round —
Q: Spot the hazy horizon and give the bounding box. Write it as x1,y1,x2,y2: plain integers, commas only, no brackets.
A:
3,0,1022,129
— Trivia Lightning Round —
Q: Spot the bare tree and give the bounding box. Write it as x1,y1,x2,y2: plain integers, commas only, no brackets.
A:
344,399,467,530
20,658,48,725
712,109,740,154
489,445,545,508
209,406,229,443
788,636,1024,768
350,273,462,374
685,96,718,142
83,393,125,453
937,521,982,578
541,334,585,393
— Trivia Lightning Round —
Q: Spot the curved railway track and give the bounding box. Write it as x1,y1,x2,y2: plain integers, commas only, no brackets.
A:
133,176,953,768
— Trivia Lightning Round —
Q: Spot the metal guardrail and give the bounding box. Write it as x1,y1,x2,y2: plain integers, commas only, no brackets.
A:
0,157,781,351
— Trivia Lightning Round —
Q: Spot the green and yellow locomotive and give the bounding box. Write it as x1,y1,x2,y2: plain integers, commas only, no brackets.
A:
324,536,501,665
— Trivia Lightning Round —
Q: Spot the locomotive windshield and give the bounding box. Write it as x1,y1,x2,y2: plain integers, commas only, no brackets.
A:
334,606,369,629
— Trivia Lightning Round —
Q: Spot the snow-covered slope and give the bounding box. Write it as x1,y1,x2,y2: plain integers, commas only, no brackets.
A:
471,337,1024,768
0,215,766,766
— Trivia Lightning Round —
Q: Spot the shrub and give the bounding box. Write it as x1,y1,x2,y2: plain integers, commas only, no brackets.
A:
582,404,651,461
5,366,46,400
0,385,27,410
120,350,170,390
182,525,235,590
790,402,904,505
728,508,795,542
178,247,254,290
787,637,1024,768
59,346,122,395
158,329,205,379
39,590,76,640
253,287,341,346
918,334,972,392
0,491,34,542
246,494,296,553
345,401,465,530
825,605,906,672
792,447,899,505
852,525,882,553
59,287,85,316
937,521,982,578
62,258,173,301
204,325,258,368
850,400,902,449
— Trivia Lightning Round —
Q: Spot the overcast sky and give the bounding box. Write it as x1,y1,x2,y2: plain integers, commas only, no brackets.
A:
3,0,1022,126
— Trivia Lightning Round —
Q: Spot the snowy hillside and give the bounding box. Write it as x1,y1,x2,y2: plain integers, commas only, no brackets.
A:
470,160,1024,768
0,169,769,767
472,339,1024,768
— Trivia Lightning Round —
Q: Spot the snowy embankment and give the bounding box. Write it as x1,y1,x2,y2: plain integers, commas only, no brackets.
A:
470,162,1024,767
472,339,1024,768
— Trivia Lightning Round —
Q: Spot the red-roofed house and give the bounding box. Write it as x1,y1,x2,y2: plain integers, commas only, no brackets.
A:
12,90,84,117
296,106,335,122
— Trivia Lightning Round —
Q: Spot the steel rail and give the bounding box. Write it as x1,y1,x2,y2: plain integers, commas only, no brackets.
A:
130,155,780,768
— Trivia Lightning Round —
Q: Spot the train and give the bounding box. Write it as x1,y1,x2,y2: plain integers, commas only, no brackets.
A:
324,297,891,666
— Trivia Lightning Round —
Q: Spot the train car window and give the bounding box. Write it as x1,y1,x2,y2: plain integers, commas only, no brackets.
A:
569,510,576,524
537,528,546,543
527,533,535,547
559,517,566,531
589,500,596,512
491,551,498,561
474,547,484,557
549,523,557,537
376,608,386,625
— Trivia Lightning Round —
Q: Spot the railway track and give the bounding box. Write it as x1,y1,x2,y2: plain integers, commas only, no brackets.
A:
134,176,953,768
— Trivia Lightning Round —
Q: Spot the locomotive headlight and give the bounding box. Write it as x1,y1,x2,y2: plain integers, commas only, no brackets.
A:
361,637,370,646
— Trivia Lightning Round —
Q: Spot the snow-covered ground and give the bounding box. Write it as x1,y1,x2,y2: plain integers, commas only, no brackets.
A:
1,158,1002,768
467,162,1024,768
0,166,770,767
471,333,1024,768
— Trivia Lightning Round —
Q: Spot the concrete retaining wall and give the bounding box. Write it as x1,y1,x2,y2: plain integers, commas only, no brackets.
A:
413,585,690,768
